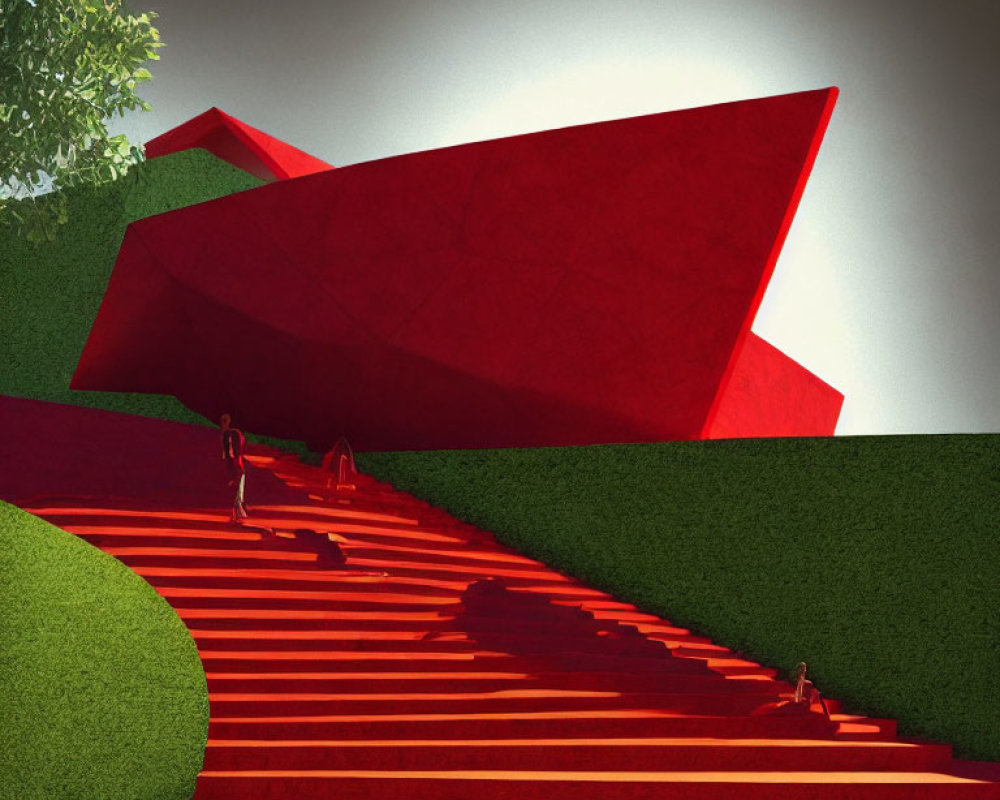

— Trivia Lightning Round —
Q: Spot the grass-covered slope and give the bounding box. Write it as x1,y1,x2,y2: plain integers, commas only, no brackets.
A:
0,149,262,425
0,501,207,800
1,150,316,460
357,434,1000,761
0,150,308,457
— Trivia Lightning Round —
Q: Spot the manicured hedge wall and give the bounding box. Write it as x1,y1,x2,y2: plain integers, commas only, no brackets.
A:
357,433,1000,761
0,502,207,800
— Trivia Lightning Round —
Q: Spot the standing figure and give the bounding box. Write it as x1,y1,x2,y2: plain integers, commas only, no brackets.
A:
220,413,248,522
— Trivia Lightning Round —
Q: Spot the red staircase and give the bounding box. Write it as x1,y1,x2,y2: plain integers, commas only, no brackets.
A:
28,450,1000,799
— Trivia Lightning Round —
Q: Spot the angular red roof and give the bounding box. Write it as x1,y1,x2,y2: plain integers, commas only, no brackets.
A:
144,107,333,181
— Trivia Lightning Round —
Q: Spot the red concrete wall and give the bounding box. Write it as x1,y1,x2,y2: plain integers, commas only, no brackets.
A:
704,333,844,439
75,88,839,451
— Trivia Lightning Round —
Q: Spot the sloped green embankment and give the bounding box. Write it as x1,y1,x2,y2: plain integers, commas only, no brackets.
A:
0,148,317,460
357,434,1000,761
0,149,260,424
0,502,207,800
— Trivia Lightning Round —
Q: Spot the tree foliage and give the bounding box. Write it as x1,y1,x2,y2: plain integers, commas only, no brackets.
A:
0,0,161,241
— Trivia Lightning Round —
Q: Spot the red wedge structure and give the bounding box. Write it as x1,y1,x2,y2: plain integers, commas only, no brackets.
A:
144,107,333,182
705,332,845,439
73,89,842,451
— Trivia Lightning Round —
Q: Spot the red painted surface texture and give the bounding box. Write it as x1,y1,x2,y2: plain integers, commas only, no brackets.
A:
706,333,844,439
0,395,306,508
75,88,840,451
144,107,333,181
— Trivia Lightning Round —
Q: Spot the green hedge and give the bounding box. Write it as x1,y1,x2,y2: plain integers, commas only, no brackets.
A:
0,501,207,800
357,434,1000,761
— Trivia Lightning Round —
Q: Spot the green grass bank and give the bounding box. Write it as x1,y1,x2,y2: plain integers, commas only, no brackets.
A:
1,149,261,423
357,434,1000,761
0,502,207,800
0,150,315,460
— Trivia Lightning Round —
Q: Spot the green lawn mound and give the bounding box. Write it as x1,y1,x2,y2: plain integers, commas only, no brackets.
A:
0,501,207,800
0,148,262,426
357,433,1000,762
0,148,314,461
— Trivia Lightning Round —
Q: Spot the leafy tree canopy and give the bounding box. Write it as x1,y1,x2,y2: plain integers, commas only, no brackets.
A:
0,0,161,241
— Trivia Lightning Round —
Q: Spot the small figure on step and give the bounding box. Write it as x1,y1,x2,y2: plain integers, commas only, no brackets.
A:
321,436,357,495
751,660,832,721
793,661,830,718
220,413,248,522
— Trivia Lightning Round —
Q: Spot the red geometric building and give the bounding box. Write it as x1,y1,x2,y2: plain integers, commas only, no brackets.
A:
73,88,842,452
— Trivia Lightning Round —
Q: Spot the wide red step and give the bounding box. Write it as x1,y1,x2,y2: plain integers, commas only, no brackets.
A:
148,575,464,597
157,585,460,606
338,545,562,572
205,676,536,696
207,711,839,741
339,556,576,583
185,616,455,633
203,672,775,695
192,637,484,654
119,555,338,571
196,650,725,676
192,770,1000,800
206,689,782,717
198,652,510,670
178,605,696,633
202,737,953,772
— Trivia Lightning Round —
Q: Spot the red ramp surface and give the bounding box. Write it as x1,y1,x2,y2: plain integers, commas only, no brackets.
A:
14,406,1000,798
74,88,841,451
0,395,305,508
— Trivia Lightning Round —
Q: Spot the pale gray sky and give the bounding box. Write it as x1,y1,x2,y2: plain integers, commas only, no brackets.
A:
110,0,1000,436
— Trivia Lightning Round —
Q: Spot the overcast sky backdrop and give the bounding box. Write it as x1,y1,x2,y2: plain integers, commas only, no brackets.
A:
109,0,1000,437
